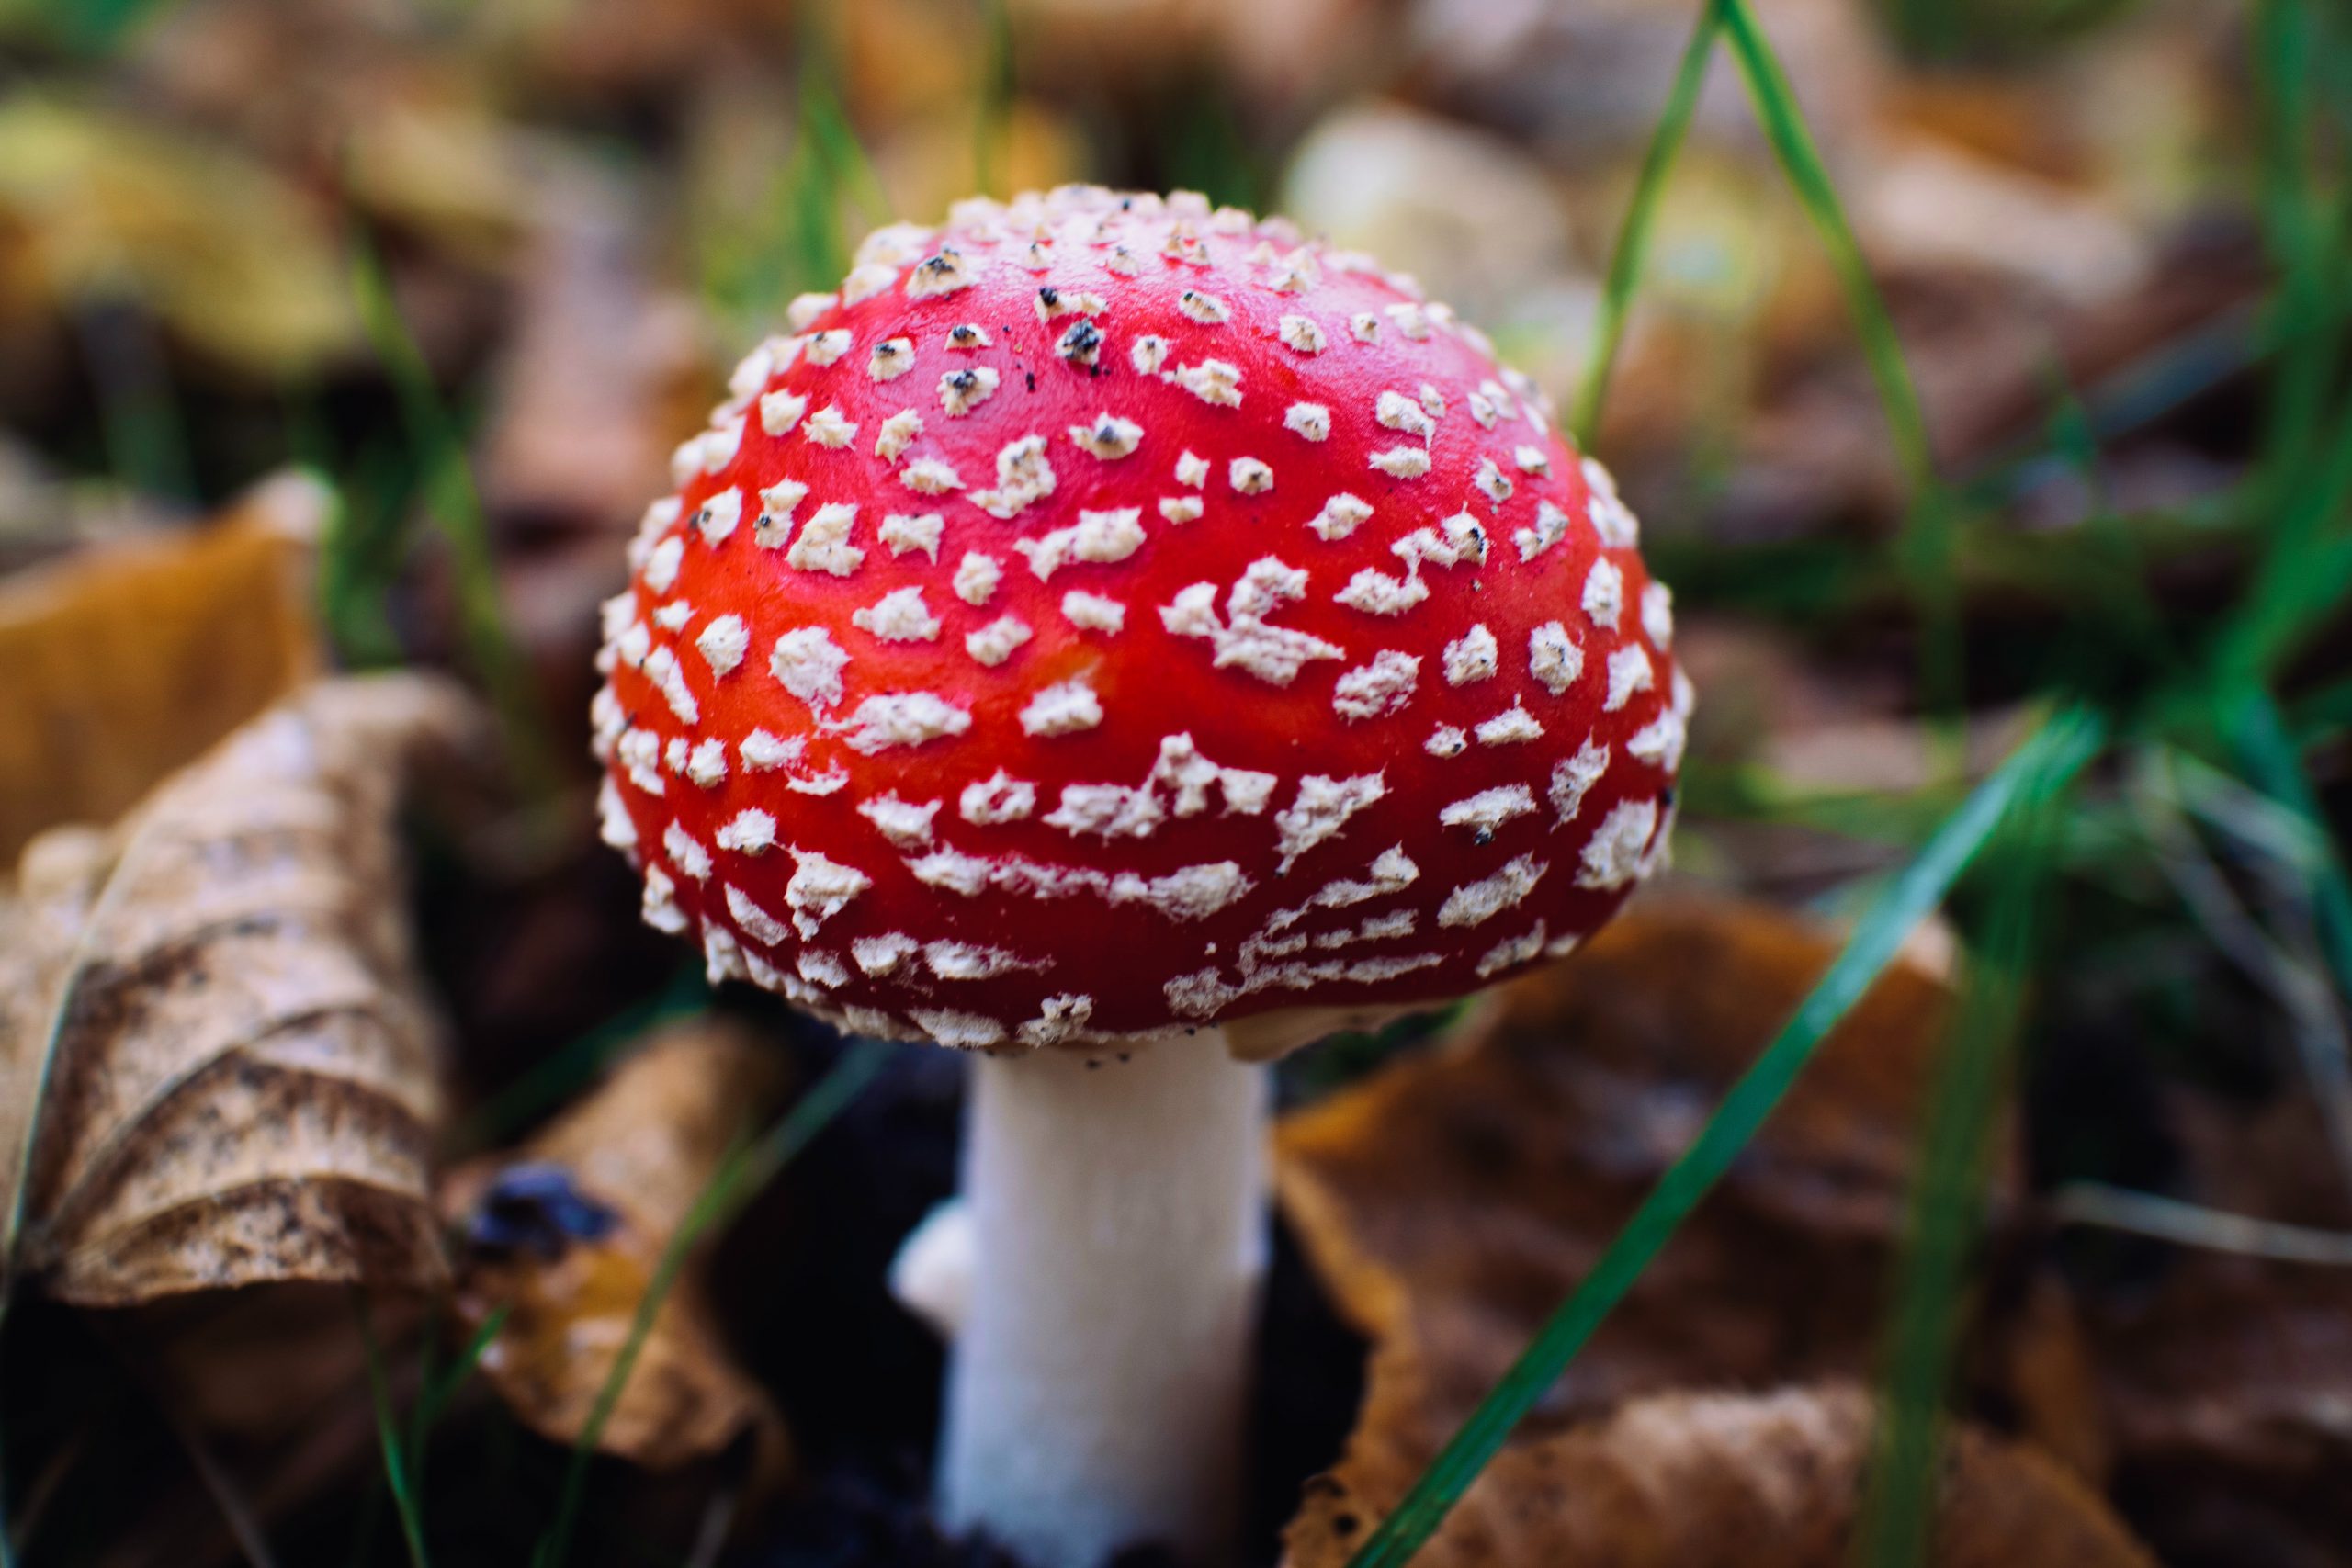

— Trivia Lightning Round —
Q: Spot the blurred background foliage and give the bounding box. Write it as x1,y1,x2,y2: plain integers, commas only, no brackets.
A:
0,0,2347,1561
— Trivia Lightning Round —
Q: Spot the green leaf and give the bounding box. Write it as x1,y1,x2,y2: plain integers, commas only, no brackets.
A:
1343,705,2107,1568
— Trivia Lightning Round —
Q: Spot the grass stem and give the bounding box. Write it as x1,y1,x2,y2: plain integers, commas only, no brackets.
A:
1344,706,2106,1567
1570,4,1719,448
531,1042,890,1568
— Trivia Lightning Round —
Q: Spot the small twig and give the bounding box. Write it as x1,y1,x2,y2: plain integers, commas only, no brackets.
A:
684,1480,741,1568
2133,749,2352,1195
2051,1183,2352,1265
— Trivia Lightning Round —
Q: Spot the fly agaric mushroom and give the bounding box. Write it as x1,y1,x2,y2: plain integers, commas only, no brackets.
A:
593,186,1688,1568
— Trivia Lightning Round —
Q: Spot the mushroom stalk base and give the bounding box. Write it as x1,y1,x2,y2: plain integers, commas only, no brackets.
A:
940,1039,1269,1568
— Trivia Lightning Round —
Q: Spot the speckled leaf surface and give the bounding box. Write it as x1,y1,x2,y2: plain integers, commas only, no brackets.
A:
1284,1383,2154,1568
0,675,473,1306
440,1020,790,1472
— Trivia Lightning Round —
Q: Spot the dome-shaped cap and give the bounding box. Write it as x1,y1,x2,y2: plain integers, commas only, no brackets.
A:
594,186,1690,1055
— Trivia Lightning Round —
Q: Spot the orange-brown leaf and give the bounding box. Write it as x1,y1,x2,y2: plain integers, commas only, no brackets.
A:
1283,1383,2154,1568
443,1020,792,1473
0,472,326,864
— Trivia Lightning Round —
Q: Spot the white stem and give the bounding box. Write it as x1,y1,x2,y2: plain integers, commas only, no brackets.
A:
939,1038,1269,1568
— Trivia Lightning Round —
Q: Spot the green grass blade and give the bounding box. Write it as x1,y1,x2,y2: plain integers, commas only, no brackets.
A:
1855,807,2055,1568
975,0,1014,197
453,965,709,1154
356,1292,430,1568
1714,0,1935,495
1713,0,1962,729
531,1042,891,1568
1343,705,2106,1568
346,235,552,794
403,1302,512,1507
2229,688,2352,1007
0,1402,17,1568
2249,0,2339,494
414,1304,511,1444
1570,3,1719,449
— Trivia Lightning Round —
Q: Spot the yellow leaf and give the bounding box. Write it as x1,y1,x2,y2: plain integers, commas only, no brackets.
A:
0,96,358,377
0,471,326,865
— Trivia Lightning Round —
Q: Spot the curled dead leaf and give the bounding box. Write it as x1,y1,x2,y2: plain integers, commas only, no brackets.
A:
0,674,477,1305
1283,1382,2154,1568
1273,896,1988,1554
442,1019,791,1473
0,471,325,864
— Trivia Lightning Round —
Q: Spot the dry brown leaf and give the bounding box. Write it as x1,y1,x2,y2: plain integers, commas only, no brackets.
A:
0,675,475,1306
2053,1081,2352,1565
1273,896,1984,1554
1283,1382,2154,1568
0,471,326,864
442,1019,791,1472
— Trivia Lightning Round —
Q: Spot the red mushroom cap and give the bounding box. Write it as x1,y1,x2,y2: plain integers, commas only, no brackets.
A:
594,186,1689,1054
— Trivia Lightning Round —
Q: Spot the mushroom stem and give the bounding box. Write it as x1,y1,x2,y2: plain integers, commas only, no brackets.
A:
940,1038,1269,1568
